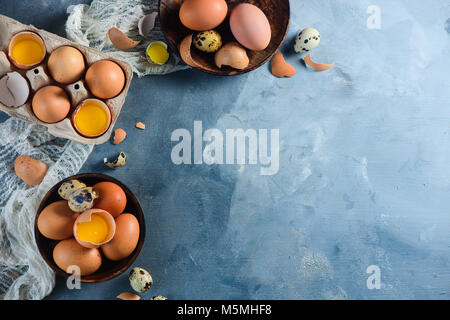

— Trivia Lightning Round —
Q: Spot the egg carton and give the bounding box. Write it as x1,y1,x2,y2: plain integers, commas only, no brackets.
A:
0,14,133,145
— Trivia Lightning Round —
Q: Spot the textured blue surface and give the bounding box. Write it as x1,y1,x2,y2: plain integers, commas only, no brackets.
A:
1,0,450,299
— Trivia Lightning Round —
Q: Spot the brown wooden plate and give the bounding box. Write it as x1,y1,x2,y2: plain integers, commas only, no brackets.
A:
34,173,146,283
159,0,290,76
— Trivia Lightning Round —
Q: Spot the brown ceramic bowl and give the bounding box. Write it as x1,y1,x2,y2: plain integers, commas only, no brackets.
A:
159,0,290,76
35,173,145,283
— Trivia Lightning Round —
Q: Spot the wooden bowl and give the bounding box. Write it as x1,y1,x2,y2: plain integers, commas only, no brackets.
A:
159,0,290,76
34,173,146,283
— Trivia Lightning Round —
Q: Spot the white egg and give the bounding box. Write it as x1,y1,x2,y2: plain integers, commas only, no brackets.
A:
294,27,320,53
0,72,30,108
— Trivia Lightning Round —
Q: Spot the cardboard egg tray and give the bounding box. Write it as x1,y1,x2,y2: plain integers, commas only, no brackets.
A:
0,14,133,145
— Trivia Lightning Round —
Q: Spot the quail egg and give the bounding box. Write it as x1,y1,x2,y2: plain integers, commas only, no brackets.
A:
152,295,168,300
68,187,99,212
194,30,222,53
294,27,320,53
58,180,87,200
129,267,153,293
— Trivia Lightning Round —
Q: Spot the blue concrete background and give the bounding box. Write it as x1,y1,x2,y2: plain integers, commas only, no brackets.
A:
1,0,449,299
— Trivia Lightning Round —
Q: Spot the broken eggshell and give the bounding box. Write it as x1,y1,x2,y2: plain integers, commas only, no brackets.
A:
58,179,87,200
14,155,48,186
271,51,296,78
146,41,169,65
138,12,158,39
117,292,141,300
113,128,127,145
0,72,30,107
304,54,334,71
68,187,99,212
108,28,141,51
73,209,116,249
215,42,249,70
104,152,127,169
179,34,199,68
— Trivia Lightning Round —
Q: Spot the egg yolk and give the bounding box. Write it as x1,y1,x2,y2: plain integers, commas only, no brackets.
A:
74,102,110,137
146,42,169,65
76,213,109,244
11,34,45,66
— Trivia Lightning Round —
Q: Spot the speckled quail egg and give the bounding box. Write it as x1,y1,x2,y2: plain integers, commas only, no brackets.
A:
194,30,222,53
58,180,87,200
152,296,168,300
129,267,153,293
294,27,320,53
104,152,126,169
68,187,99,212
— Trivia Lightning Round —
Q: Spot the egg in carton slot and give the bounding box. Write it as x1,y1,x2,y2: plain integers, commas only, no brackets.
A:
0,14,134,145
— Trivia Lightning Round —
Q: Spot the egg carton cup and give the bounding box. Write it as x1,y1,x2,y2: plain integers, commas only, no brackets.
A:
0,14,133,145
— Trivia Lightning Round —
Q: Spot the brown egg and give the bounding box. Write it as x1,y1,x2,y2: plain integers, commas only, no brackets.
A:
179,0,228,31
48,46,85,84
85,60,125,99
73,209,116,249
32,86,71,123
93,182,127,217
38,200,79,240
102,213,140,261
14,155,48,186
53,238,102,276
230,3,272,51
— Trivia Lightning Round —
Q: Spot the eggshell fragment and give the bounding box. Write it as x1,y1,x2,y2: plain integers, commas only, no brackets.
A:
108,28,141,51
53,238,102,276
304,54,334,71
271,51,296,78
113,128,127,145
138,12,158,39
135,122,145,130
0,51,11,76
73,209,116,249
37,200,79,240
215,42,249,70
117,292,141,300
102,213,140,261
104,152,127,169
178,34,199,68
0,72,30,108
14,155,48,186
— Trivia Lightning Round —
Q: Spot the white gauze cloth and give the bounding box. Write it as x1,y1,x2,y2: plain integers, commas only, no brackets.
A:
66,0,189,77
0,118,93,299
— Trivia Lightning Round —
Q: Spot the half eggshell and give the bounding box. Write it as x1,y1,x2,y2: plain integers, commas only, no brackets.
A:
73,209,116,249
8,31,46,70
